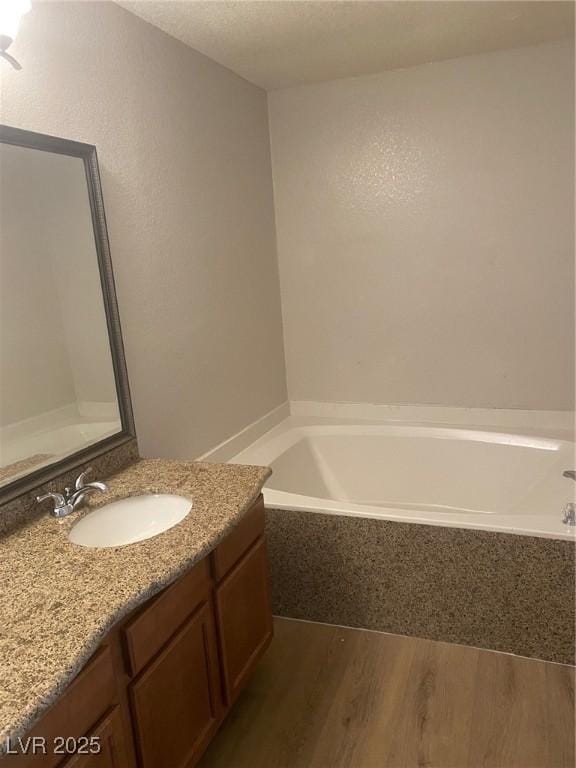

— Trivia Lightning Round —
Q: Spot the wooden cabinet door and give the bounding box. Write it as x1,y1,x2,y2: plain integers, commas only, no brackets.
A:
215,538,273,705
60,707,130,768
4,649,127,768
129,601,222,768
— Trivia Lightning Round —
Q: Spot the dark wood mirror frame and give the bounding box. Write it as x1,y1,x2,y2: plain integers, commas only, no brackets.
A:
0,124,136,504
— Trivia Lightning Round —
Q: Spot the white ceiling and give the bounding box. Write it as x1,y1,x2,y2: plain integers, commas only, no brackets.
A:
118,1,575,90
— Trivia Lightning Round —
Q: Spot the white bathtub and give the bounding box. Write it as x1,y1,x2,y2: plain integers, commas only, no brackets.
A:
231,413,576,540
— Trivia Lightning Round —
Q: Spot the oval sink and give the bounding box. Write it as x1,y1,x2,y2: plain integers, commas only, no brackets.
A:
68,494,192,548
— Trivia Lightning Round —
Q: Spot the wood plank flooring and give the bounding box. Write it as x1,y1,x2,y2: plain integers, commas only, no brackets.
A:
198,617,575,768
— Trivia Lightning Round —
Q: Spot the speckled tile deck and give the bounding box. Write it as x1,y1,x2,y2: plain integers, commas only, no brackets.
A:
0,458,270,749
266,508,576,666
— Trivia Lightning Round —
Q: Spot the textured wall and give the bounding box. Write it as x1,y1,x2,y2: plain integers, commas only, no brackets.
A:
269,41,575,410
1,1,287,458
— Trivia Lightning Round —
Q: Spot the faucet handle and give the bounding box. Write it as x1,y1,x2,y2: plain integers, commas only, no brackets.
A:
36,491,66,507
75,467,94,490
36,492,74,517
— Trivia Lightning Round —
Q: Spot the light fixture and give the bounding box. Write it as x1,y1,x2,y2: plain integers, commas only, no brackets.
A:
0,0,31,70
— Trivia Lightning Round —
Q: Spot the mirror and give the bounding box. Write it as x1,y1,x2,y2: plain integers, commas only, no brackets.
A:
0,126,135,497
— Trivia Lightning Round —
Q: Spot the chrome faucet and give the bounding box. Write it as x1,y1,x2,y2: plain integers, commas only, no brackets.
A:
562,471,576,526
37,468,108,518
562,503,576,526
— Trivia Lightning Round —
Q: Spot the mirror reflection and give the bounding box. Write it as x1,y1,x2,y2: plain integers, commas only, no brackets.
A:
0,142,121,486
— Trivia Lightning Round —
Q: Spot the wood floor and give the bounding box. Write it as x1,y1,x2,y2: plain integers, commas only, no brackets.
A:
198,617,575,768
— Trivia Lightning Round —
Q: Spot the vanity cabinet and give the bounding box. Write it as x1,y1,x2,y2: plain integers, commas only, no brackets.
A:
215,538,273,705
129,602,222,768
5,495,272,768
61,708,130,768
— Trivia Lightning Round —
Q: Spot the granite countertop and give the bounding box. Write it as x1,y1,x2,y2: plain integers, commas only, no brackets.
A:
0,458,271,750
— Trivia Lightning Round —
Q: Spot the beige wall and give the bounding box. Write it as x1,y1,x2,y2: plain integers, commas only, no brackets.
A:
269,41,575,410
1,1,287,457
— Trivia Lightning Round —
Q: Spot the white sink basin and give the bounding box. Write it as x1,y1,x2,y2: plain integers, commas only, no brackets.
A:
68,494,192,548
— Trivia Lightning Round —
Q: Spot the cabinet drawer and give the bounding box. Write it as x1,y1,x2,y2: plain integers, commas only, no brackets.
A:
211,496,265,582
5,648,116,768
123,558,211,677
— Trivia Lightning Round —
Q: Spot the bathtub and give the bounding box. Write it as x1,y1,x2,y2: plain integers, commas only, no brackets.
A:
231,414,575,540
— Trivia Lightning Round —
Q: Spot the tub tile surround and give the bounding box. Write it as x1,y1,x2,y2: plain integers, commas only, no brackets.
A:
265,509,575,665
0,458,270,750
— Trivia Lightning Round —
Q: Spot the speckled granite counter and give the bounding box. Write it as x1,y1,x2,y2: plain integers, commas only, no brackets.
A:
0,458,270,750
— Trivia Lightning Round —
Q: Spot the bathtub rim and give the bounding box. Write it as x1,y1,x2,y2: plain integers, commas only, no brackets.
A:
263,491,576,541
228,412,576,542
